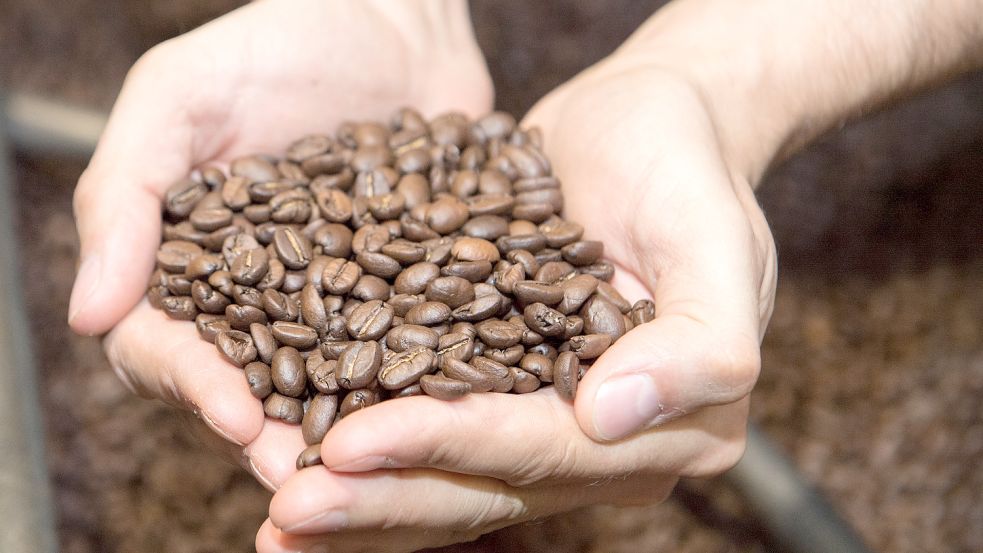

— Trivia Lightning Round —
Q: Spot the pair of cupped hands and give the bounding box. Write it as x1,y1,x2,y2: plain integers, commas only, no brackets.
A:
68,2,776,552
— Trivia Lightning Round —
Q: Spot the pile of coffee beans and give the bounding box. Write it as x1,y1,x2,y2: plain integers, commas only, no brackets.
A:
148,108,654,469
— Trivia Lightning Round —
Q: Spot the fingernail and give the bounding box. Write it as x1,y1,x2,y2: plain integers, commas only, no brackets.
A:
592,373,662,440
68,254,101,325
199,409,246,447
283,510,349,533
247,456,278,492
327,455,393,472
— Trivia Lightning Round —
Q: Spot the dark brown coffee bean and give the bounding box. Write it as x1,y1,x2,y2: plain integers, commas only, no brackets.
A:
271,346,307,397
341,298,363,318
340,388,381,417
451,237,501,262
538,216,584,248
165,274,193,296
474,319,523,348
320,340,350,361
596,281,632,313
567,333,612,359
509,220,539,236
351,224,390,255
442,358,497,393
315,188,353,223
157,240,203,273
395,173,431,210
404,301,452,326
300,284,327,331
520,353,552,381
216,330,257,367
510,367,541,394
189,206,233,232
194,314,229,343
581,296,628,341
350,274,390,302
523,303,567,338
393,262,439,295
492,263,525,295
533,248,563,265
528,342,559,361
436,332,475,367
157,296,196,321
184,254,223,281
243,203,272,223
563,315,585,340
232,285,263,309
336,340,382,389
557,274,599,314
356,251,401,278
561,240,603,266
475,112,516,140
378,346,436,390
471,356,515,392
465,193,515,217
366,192,406,221
484,344,524,366
386,324,439,352
162,221,205,245
346,300,394,340
387,293,425,318
496,234,547,254
425,197,469,234
420,373,471,400
269,189,313,224
553,352,579,401
302,393,339,445
312,224,353,258
462,215,509,240
579,261,615,281
264,392,304,424
287,134,333,163
441,260,492,282
226,304,268,331
535,261,576,284
631,299,656,325
421,237,454,265
308,359,340,394
164,178,207,218
244,361,274,399
231,155,278,183
272,227,313,269
512,176,558,194
322,258,362,295
425,276,474,309
451,294,502,322
249,323,276,365
205,271,233,297
261,288,294,321
229,247,269,286
513,281,564,306
190,281,230,314
296,443,324,470
381,241,427,265
271,321,318,349
254,258,286,292
301,151,347,176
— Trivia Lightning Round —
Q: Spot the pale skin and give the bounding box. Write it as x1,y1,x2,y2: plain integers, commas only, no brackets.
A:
68,1,983,552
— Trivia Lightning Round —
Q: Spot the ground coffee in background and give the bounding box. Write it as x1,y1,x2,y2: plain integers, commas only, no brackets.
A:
147,107,654,469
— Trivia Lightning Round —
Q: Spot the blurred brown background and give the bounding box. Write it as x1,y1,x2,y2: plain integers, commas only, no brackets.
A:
2,1,981,552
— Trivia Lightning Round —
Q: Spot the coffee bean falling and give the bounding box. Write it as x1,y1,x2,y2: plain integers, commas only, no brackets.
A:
148,108,657,471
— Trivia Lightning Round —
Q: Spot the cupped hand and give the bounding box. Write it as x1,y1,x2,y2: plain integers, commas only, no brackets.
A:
261,57,776,553
68,0,492,487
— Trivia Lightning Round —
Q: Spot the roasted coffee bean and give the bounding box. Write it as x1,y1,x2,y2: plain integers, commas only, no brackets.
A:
185,253,224,280
378,346,436,390
535,261,576,284
322,258,362,295
287,134,333,163
451,294,502,322
270,189,313,224
553,352,579,400
386,293,424,317
386,324,439,352
510,367,541,394
307,359,340,394
264,392,304,424
190,206,234,232
226,304,268,330
508,220,539,236
191,281,230,314
631,299,656,325
163,221,205,244
523,303,567,338
563,315,585,340
256,258,287,292
441,260,492,282
352,224,390,254
272,321,318,349
539,216,583,248
160,296,197,320
356,251,401,278
461,215,509,240
495,233,547,255
581,296,628,341
296,443,324,469
300,284,328,331
216,330,257,367
273,227,313,269
505,249,540,277
519,353,552,381
243,203,272,223
420,373,471,400
244,361,274,399
337,340,382,389
165,178,207,218
566,334,612,361
351,274,390,302
596,281,632,313
579,260,615,281
436,332,474,367
157,240,203,273
425,197,469,234
512,280,563,306
339,388,381,417
404,301,452,326
232,285,263,309
261,288,293,321
320,339,350,361
425,276,474,308
394,262,440,295
316,188,354,223
471,356,514,392
561,240,603,266
341,298,363,318
313,224,354,258
556,274,599,314
231,155,279,183
528,342,559,362
442,358,497,393
484,344,524,366
302,393,338,445
381,241,427,265
492,263,525,295
249,323,277,365
451,237,501,262
165,274,193,296
346,300,394,340
229,247,269,286
207,270,235,297
475,319,523,348
366,192,406,220
195,313,230,343
271,346,307,397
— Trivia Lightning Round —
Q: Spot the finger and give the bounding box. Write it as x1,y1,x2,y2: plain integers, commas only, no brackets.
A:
268,467,674,538
317,390,745,485
244,419,308,492
69,44,197,335
256,517,480,553
103,300,264,446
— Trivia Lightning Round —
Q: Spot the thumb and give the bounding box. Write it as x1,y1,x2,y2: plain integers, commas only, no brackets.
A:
69,46,195,335
574,200,773,442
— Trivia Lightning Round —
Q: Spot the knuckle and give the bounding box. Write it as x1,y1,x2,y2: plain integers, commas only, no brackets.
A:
463,483,527,530
687,426,748,478
706,334,761,400
505,400,575,486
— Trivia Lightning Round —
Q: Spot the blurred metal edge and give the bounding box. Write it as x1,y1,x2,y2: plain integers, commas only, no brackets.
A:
0,94,60,553
0,91,874,553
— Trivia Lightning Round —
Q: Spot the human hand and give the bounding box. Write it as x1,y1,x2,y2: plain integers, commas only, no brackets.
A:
68,0,491,488
259,41,776,553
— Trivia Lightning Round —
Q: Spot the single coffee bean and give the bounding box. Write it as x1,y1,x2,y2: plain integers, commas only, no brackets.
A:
492,263,525,295
436,332,475,367
296,443,324,469
556,274,599,314
378,346,436,390
474,319,523,348
425,197,469,234
567,333,612,359
356,251,401,278
441,260,492,282
346,300,394,340
337,340,383,389
231,285,264,309
272,321,318,349
287,134,333,163
381,240,427,265
351,224,390,254
321,258,362,295
506,249,540,278
313,224,354,258
249,322,277,364
404,301,452,326
271,346,307,397
206,270,235,297
579,260,616,281
420,373,471,400
264,392,304,424
484,344,525,366
596,281,632,313
300,284,328,331
471,356,515,392
386,324,439,352
425,276,474,309
160,296,198,321
302,393,339,445
261,288,295,321
553,352,579,400
496,233,547,254
535,261,577,284
451,237,501,262
216,330,257,367
190,206,234,232
512,280,564,306
273,227,313,269
388,293,426,317
510,367,541,394
165,178,207,218
523,303,567,338
229,247,269,286
442,358,498,393
308,358,340,394
394,262,440,295
195,313,230,343
508,220,539,236
581,296,628,341
519,353,552,380
351,274,390,302
256,258,287,292
185,253,224,281
561,240,603,266
226,304,268,331
157,240,203,273
450,294,502,322
631,299,656,325
191,281,231,314
339,388,381,417
165,274,193,296
231,155,279,183
563,315,585,340
244,361,274,399
461,215,509,240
